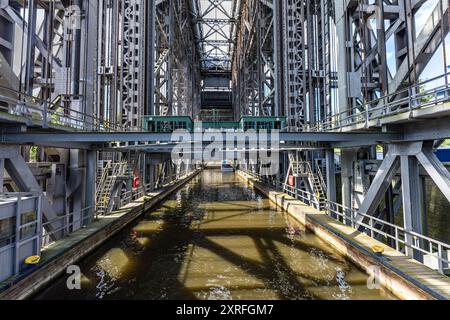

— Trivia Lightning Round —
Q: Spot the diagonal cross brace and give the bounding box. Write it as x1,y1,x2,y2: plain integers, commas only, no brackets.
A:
4,153,63,236
417,146,450,203
356,152,400,226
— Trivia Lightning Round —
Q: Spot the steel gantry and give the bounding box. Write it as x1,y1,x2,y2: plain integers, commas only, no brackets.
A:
333,0,450,124
232,0,277,118
232,0,338,128
152,0,202,118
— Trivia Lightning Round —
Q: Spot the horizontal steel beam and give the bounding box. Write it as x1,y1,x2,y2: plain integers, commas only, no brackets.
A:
402,117,450,141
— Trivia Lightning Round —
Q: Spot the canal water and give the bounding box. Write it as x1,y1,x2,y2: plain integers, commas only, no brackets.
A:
36,170,395,300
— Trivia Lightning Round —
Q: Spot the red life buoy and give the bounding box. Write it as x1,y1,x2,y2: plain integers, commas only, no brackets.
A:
288,175,295,186
133,176,140,188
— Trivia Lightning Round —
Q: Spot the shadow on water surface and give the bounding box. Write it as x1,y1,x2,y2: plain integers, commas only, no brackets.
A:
35,170,396,300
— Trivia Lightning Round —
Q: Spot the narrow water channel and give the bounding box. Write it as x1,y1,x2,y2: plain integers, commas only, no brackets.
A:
36,170,396,300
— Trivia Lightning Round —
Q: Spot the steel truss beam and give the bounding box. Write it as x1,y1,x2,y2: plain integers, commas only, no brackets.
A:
0,131,402,144
336,0,450,118
276,0,335,130
153,0,201,117
232,0,278,118
191,0,238,72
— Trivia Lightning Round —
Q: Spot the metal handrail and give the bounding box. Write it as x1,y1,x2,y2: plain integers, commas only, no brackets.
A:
0,192,40,199
40,206,95,248
0,86,146,132
307,73,450,132
119,169,196,207
326,200,450,274
238,169,450,274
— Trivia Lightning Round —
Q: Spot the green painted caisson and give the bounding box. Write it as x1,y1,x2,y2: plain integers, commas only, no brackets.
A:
143,115,287,132
143,116,193,132
239,116,287,131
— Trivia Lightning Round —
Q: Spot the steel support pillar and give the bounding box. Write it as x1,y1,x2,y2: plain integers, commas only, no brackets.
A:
82,0,98,128
334,0,349,116
86,150,96,221
401,155,423,260
273,0,282,116
71,0,83,96
0,158,4,192
68,150,85,230
147,0,156,115
24,0,37,95
340,149,356,220
326,149,336,203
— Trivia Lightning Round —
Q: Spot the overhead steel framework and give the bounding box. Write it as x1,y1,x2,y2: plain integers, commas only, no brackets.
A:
152,0,201,118
334,0,449,122
191,0,239,73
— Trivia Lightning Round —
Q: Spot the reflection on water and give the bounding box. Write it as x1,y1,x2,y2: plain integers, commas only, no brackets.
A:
36,170,395,300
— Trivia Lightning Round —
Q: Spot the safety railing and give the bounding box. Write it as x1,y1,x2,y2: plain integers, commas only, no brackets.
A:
0,192,40,200
282,183,321,210
307,73,450,132
0,192,42,280
41,206,95,248
238,169,450,275
119,188,146,207
326,201,450,275
119,168,198,207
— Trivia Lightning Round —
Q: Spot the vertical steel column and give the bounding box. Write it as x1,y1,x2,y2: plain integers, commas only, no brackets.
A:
167,2,174,115
335,0,349,116
82,0,98,128
340,149,355,214
24,0,37,95
404,0,417,87
86,150,96,220
420,176,428,237
0,158,4,193
14,194,21,274
376,0,388,94
120,0,145,129
326,149,336,203
147,0,156,115
256,1,263,115
71,0,83,97
273,0,282,116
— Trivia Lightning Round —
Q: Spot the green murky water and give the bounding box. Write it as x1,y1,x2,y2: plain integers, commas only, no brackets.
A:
35,170,395,300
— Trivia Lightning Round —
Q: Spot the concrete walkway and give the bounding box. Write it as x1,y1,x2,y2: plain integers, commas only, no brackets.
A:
0,170,201,300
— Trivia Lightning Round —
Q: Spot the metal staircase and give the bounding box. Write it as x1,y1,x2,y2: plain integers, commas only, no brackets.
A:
314,160,328,192
96,162,127,215
95,160,111,198
310,170,327,210
288,153,327,210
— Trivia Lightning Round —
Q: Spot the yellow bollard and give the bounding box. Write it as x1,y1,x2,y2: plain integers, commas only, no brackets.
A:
372,245,384,257
24,255,41,265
